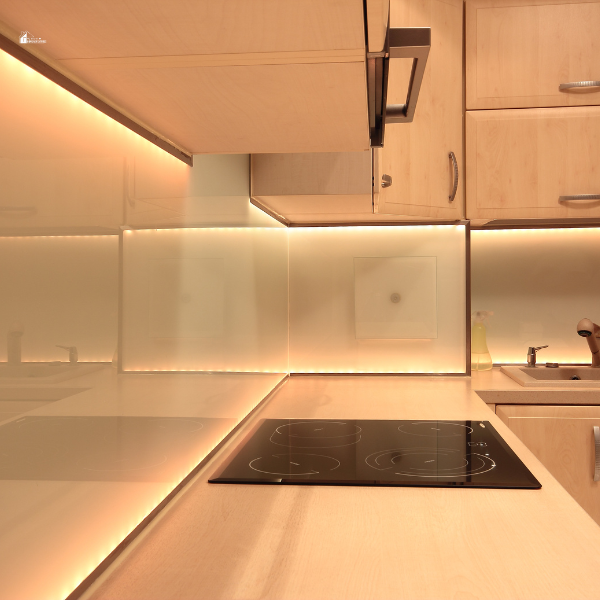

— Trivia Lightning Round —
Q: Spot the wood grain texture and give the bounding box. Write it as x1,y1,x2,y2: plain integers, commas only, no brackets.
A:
250,151,373,224
252,152,372,196
377,0,465,219
0,1,370,155
497,404,600,525
466,107,600,220
61,61,371,154
466,0,600,110
366,0,390,52
59,49,366,70
0,0,366,59
83,376,600,600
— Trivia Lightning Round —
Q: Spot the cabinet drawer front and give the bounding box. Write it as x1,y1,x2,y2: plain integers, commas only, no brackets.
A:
466,0,600,109
466,107,600,219
497,405,600,525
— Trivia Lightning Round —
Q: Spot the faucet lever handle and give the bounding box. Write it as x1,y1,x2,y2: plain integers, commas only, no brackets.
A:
56,345,78,363
527,345,548,367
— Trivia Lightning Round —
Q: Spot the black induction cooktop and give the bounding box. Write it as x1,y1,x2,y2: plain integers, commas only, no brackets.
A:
209,419,541,489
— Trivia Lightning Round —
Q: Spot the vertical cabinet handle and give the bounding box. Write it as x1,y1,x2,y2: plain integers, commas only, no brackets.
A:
449,151,459,202
594,426,600,482
381,174,392,188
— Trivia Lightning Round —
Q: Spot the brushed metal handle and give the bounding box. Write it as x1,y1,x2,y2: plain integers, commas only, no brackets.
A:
382,174,392,188
559,80,600,91
449,151,458,202
594,426,600,482
385,28,431,125
559,194,600,202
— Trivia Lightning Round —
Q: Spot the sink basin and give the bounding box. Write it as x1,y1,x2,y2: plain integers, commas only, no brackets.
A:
501,365,600,387
0,363,103,383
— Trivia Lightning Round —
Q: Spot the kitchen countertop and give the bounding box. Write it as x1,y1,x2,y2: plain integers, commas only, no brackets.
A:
81,373,600,600
0,366,286,600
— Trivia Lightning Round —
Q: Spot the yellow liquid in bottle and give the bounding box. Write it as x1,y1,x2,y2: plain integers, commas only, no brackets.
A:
471,322,493,371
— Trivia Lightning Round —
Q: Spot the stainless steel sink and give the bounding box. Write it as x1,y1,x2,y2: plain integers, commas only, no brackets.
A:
501,365,600,387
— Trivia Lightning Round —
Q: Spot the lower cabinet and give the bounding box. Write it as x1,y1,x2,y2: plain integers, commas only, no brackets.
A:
466,107,600,220
496,405,600,525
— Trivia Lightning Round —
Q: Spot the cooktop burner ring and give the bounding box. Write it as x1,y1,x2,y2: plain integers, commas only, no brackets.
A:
365,447,496,478
270,420,362,448
249,452,341,476
397,422,474,437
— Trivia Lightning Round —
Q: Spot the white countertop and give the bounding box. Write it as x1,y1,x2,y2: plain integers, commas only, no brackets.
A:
0,366,285,600
79,373,600,600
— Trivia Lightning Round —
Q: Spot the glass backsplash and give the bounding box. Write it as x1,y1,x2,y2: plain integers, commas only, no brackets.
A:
471,228,600,364
0,47,288,600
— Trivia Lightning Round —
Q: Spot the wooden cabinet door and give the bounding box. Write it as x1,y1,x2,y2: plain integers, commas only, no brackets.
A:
376,0,464,219
466,0,600,110
496,405,600,525
466,106,600,220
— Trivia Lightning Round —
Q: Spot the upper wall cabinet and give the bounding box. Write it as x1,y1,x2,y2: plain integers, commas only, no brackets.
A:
0,0,376,155
466,107,600,220
250,0,464,224
466,0,600,110
376,0,464,219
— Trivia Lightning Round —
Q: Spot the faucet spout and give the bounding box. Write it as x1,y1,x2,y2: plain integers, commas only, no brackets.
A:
577,318,600,367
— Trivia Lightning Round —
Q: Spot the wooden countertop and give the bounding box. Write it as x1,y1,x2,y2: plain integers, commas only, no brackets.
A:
83,374,600,600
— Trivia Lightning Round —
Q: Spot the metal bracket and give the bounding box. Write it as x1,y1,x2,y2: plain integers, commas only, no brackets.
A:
367,26,431,147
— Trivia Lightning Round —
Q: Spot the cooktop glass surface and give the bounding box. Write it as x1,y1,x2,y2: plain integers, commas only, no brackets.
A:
209,419,541,489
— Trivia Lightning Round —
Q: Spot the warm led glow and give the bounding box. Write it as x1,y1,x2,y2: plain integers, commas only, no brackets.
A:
472,227,600,365
1,49,188,167
51,374,286,600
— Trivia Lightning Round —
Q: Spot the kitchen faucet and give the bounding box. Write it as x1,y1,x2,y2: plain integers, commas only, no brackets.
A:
577,318,600,367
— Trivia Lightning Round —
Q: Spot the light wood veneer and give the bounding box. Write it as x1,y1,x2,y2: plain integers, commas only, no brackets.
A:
497,404,600,525
0,0,371,154
466,106,600,220
466,0,600,110
377,0,464,219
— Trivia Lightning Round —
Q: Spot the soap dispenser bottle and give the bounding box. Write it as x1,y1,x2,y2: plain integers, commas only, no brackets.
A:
471,311,493,371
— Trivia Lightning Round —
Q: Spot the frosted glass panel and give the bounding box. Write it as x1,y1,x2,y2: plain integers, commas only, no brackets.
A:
289,225,466,373
122,228,288,372
354,257,437,339
149,258,225,338
471,228,600,364
0,236,118,362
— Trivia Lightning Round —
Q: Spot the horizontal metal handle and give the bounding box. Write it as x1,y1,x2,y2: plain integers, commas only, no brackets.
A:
594,426,600,482
559,195,600,202
559,80,600,91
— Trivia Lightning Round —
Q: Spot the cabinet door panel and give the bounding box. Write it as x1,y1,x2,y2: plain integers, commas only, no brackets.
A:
497,405,600,525
378,0,464,219
466,0,600,110
466,107,600,220
62,61,370,154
